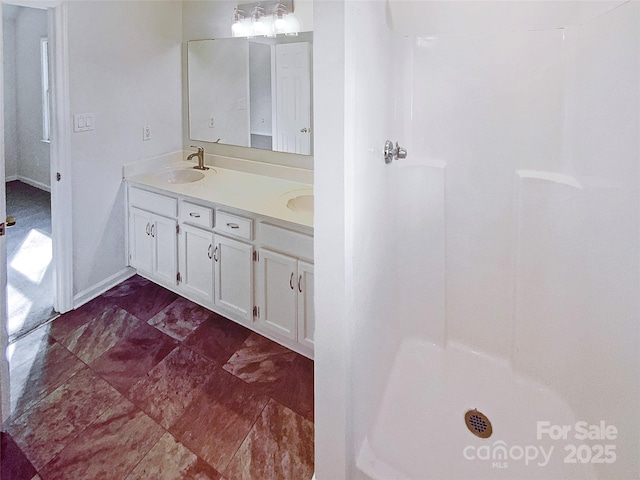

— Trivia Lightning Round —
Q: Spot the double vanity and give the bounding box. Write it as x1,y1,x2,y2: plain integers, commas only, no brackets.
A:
124,151,314,358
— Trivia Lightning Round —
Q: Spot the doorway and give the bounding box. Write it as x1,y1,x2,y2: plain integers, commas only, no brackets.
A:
3,4,55,341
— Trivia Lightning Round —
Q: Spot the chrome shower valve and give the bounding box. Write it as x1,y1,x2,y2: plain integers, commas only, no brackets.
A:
384,140,407,164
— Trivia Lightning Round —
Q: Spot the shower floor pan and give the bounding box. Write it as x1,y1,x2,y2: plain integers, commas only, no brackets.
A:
356,339,596,480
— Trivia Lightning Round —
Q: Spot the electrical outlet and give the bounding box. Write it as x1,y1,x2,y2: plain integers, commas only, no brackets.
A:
209,116,215,128
143,126,151,141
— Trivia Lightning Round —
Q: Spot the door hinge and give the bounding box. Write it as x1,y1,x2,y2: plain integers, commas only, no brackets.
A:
0,223,4,237
253,306,260,318
177,272,182,284
56,172,61,182
253,250,259,262
176,225,180,235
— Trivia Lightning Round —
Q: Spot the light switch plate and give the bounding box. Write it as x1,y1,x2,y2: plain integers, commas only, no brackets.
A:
143,126,151,141
73,113,95,133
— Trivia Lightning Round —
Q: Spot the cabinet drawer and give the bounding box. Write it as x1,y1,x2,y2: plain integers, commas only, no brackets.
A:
259,222,313,261
216,211,252,240
180,202,213,229
129,187,177,217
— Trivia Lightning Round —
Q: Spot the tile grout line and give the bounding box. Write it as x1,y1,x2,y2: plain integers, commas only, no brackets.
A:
220,395,271,478
118,420,172,480
35,375,124,476
3,338,88,430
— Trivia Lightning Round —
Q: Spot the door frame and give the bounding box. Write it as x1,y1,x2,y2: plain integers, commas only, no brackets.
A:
48,1,73,314
0,0,72,424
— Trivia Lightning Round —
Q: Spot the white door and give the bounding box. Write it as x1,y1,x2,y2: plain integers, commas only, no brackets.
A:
257,248,297,340
152,214,178,285
0,190,7,423
274,42,311,155
180,224,214,305
214,234,253,322
0,11,8,416
0,2,72,424
297,260,314,349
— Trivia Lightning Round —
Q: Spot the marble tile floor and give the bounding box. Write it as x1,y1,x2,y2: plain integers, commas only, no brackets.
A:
1,275,314,480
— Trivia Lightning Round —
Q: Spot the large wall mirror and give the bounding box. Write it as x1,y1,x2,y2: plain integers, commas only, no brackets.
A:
188,33,313,156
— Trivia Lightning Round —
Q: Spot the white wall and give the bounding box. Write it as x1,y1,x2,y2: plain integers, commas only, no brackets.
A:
2,5,17,180
315,1,639,478
3,5,49,190
15,6,48,189
513,4,639,476
67,0,182,299
313,0,348,477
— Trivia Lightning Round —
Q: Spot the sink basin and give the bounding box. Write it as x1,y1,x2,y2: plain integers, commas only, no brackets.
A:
286,194,314,214
156,169,205,184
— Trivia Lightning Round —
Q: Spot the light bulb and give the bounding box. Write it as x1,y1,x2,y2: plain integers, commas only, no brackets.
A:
232,21,244,37
232,8,246,37
274,16,286,33
285,13,300,35
253,19,266,35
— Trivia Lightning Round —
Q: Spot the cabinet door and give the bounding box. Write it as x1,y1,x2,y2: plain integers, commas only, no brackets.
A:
257,249,297,340
214,234,253,322
297,261,314,349
152,214,178,285
129,207,153,272
180,224,214,305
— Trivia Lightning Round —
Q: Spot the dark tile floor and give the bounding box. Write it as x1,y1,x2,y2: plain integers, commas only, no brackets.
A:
1,275,314,480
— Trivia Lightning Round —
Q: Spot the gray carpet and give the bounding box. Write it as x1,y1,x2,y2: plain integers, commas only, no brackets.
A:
6,181,56,341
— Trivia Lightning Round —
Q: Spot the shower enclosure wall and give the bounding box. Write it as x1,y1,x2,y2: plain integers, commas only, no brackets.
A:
314,1,639,479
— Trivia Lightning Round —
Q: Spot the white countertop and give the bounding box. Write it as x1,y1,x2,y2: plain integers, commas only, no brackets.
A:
126,161,314,228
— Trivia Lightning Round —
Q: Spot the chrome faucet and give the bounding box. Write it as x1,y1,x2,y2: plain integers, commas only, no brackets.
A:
187,145,209,170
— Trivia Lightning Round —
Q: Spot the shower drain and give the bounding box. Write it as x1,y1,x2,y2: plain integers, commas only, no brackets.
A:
465,409,493,439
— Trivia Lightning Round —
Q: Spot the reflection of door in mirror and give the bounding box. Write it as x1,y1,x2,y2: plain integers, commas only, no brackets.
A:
274,42,311,155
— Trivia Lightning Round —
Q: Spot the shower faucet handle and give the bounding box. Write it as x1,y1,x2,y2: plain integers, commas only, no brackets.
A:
384,140,408,164
395,143,407,160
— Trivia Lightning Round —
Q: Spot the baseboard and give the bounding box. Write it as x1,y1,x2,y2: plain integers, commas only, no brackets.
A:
5,175,18,182
73,267,136,310
15,176,51,193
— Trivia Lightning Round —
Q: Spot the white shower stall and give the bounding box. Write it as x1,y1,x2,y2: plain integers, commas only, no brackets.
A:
314,1,639,479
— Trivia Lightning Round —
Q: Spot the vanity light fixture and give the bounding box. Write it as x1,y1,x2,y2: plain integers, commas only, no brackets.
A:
273,3,287,33
231,8,249,37
231,0,300,38
251,6,268,36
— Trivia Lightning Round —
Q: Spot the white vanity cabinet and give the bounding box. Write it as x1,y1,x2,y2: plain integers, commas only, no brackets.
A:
178,225,254,321
179,224,215,305
128,189,178,286
126,184,314,358
255,223,315,351
214,233,254,323
297,261,315,350
256,249,298,340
